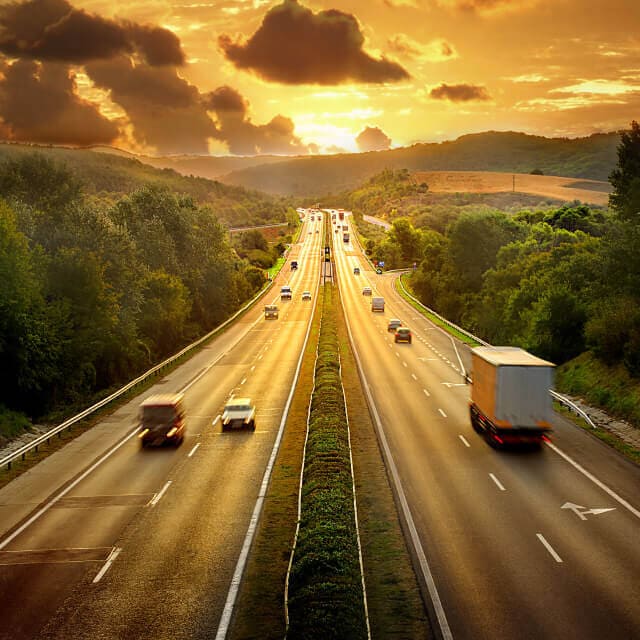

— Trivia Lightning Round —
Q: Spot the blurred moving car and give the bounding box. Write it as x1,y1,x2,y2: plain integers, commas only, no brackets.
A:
362,286,372,296
302,291,312,300
222,397,256,431
387,318,402,332
264,304,279,319
395,327,412,343
139,394,186,447
353,267,360,275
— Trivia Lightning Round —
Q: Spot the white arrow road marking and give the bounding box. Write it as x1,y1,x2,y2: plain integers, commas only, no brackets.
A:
561,502,616,520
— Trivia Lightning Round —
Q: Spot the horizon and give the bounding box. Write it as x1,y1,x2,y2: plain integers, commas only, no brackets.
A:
0,0,637,156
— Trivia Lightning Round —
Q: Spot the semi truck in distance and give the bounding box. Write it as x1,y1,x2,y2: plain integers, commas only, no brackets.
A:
469,346,554,447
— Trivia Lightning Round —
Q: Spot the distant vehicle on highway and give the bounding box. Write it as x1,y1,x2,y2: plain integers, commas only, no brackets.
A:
362,286,372,296
221,397,256,432
376,268,383,274
343,232,350,242
394,327,412,343
387,318,402,332
353,267,360,275
291,260,298,270
264,304,278,319
138,394,186,447
302,291,311,301
280,285,292,300
371,296,385,312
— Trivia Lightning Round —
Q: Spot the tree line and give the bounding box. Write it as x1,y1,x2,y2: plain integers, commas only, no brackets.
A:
357,122,640,374
0,153,279,423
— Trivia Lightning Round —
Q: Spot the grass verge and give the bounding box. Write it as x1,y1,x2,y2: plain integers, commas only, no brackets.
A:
396,274,480,347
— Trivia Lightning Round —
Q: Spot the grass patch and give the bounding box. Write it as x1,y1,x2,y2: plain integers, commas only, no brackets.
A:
267,255,286,279
397,273,480,347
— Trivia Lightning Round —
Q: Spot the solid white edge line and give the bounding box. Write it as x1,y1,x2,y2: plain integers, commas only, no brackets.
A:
0,428,140,551
545,441,640,520
459,435,471,448
188,443,201,458
214,261,319,640
339,275,453,640
92,547,122,583
212,415,220,426
536,534,563,563
150,480,172,506
489,473,506,491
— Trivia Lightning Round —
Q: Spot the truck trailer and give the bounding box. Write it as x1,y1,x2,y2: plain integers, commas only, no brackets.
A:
469,346,554,447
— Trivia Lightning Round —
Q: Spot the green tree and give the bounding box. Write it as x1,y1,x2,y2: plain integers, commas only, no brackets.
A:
609,121,640,221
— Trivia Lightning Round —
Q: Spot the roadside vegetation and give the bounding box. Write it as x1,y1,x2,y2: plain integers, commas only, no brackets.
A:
0,152,296,443
351,122,640,441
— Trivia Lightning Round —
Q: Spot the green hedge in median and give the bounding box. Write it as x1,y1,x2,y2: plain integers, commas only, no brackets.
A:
287,285,368,640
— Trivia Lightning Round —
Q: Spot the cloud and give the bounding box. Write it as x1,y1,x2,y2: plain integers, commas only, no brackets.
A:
434,0,540,14
204,85,310,155
85,57,215,154
356,126,391,152
430,83,491,101
0,0,184,65
550,79,639,95
388,35,458,62
0,58,119,145
218,0,410,85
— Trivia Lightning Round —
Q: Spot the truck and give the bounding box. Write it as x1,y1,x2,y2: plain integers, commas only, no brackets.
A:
371,297,384,312
338,210,345,221
469,346,555,447
343,232,350,243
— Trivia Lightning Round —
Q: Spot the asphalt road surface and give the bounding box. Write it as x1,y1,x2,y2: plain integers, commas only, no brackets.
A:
0,214,323,640
333,215,640,640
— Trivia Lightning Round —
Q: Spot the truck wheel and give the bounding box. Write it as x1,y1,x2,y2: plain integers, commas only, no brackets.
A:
470,408,481,433
250,420,256,431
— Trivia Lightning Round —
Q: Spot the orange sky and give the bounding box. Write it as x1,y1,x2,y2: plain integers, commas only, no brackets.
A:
0,0,638,155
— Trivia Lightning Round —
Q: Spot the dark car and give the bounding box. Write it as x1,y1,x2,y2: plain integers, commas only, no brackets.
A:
395,327,412,344
353,267,360,275
138,394,186,447
387,318,402,332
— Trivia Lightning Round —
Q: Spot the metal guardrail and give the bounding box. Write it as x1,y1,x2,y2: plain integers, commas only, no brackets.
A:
549,390,597,429
1,278,277,470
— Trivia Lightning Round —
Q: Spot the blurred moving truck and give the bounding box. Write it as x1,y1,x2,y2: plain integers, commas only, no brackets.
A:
371,297,385,312
139,393,186,447
469,346,554,447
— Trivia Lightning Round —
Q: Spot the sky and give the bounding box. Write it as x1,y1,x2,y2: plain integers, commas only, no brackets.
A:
0,0,638,156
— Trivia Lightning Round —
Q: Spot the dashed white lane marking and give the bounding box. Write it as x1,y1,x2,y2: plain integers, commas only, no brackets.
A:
258,355,263,360
402,361,408,368
150,481,172,507
395,352,400,358
188,443,201,458
250,365,256,372
438,408,447,418
411,373,418,381
537,534,563,563
459,435,471,447
423,389,430,397
240,377,247,385
388,344,392,348
489,473,506,491
92,547,122,584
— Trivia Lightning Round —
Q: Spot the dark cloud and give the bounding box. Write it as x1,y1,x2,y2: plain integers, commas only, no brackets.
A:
430,83,491,101
218,0,410,85
85,58,215,154
0,59,119,145
0,0,184,65
356,126,392,152
204,85,309,155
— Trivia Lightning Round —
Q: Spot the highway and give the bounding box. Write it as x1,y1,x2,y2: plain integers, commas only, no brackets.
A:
333,214,640,640
0,215,323,640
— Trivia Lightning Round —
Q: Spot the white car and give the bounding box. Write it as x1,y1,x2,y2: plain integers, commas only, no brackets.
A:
221,397,256,431
302,291,312,301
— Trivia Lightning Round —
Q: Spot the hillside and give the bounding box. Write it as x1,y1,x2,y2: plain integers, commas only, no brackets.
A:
218,131,619,196
0,143,289,226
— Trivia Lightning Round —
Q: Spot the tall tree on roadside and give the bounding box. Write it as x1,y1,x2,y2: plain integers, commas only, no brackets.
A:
609,120,640,221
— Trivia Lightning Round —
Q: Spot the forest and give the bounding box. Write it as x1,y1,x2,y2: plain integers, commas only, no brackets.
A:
0,152,293,439
354,122,640,423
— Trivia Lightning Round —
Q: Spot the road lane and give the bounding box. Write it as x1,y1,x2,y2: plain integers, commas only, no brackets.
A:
333,214,640,639
0,215,323,640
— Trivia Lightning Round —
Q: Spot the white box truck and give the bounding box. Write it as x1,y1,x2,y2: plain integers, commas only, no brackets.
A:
469,346,554,447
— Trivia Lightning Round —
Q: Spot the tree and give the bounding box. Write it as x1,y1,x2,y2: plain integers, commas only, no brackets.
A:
609,121,640,221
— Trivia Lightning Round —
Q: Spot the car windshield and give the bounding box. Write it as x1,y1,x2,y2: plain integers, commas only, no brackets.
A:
398,328,410,334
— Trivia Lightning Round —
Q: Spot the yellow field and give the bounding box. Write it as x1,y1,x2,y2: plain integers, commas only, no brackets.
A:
413,171,610,206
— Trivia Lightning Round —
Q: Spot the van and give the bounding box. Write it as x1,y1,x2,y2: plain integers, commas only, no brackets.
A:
371,297,385,312
139,394,186,447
